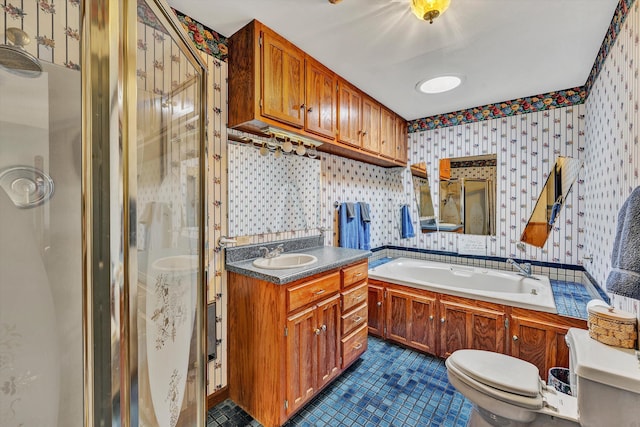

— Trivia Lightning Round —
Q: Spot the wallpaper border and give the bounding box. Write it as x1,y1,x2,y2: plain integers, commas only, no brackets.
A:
408,0,636,133
172,8,228,62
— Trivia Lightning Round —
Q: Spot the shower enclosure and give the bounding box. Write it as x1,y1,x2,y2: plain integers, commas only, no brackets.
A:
1,0,207,425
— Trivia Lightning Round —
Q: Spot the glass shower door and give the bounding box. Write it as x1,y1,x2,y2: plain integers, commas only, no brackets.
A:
133,1,206,426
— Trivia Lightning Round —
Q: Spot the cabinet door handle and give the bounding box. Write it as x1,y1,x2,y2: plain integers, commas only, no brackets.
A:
300,103,305,110
313,289,325,295
377,301,382,307
321,324,327,332
352,316,363,323
353,342,363,350
307,107,313,113
361,131,367,136
440,318,445,323
429,315,434,321
512,335,519,342
315,328,321,335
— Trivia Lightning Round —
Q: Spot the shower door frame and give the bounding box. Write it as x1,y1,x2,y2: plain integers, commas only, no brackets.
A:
82,0,208,425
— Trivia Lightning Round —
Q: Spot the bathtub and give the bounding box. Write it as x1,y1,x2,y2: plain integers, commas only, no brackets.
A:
368,257,557,313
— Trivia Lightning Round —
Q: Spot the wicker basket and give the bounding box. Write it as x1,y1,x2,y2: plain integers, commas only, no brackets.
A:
587,305,637,349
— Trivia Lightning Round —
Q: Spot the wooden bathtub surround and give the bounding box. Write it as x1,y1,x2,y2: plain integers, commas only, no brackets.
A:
368,280,587,381
229,260,369,427
227,19,407,168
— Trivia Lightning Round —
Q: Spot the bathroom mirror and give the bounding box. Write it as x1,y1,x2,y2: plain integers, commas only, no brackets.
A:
520,156,582,248
412,154,496,235
228,141,321,237
411,162,437,231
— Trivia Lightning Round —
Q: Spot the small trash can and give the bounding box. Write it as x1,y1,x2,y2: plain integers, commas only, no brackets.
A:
548,367,572,396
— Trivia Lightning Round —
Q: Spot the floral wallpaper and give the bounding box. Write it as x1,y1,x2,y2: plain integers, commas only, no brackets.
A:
227,141,321,237
403,106,585,263
1,0,81,69
583,1,640,320
408,88,586,132
172,8,228,61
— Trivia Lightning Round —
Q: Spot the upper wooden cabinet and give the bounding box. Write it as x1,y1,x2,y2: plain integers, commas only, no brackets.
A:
305,57,336,139
380,108,396,159
228,20,407,168
395,115,408,163
337,80,362,147
261,29,305,127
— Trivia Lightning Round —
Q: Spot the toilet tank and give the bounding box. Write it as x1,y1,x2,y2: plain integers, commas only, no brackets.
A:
565,328,640,427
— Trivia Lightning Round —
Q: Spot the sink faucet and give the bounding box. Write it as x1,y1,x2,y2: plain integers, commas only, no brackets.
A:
259,244,284,259
506,258,536,279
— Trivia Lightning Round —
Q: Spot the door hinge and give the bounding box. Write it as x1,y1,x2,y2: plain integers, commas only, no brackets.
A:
284,326,288,337
259,98,263,108
339,356,342,366
259,35,262,47
505,318,509,329
284,400,288,410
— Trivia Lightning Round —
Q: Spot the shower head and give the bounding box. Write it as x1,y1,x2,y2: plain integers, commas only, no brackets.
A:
0,28,42,78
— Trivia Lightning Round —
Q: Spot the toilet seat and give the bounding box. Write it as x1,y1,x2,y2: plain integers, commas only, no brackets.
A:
446,349,545,410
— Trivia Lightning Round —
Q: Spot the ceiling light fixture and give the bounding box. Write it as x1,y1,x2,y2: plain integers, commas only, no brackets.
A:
416,75,463,94
410,0,451,24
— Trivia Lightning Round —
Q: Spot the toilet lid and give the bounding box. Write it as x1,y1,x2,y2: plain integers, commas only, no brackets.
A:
447,349,541,398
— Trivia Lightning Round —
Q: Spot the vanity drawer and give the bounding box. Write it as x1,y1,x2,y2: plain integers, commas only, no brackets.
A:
287,272,341,312
341,282,368,312
342,261,368,288
341,303,368,336
341,324,368,368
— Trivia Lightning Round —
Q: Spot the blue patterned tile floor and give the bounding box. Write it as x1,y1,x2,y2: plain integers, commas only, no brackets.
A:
207,336,473,426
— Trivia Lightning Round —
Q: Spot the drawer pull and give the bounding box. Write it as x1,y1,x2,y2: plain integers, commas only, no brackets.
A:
354,272,363,277
313,289,326,295
352,316,363,323
353,342,363,350
353,294,363,300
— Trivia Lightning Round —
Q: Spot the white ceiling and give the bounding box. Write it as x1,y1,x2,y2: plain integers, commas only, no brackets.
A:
168,0,619,121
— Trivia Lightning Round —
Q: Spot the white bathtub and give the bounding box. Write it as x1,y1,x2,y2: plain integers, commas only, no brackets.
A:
368,257,557,313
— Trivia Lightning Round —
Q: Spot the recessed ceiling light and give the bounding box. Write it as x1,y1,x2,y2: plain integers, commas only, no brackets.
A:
416,75,463,94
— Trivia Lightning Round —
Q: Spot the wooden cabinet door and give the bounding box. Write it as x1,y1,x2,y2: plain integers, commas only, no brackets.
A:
380,108,396,158
305,57,336,139
386,287,437,354
285,306,317,415
261,29,305,128
408,293,437,354
439,298,506,358
367,283,385,337
395,115,408,163
361,97,381,153
337,80,361,147
509,310,586,381
316,294,341,389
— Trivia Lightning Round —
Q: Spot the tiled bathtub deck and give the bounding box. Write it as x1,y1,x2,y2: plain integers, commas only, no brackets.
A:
207,336,473,427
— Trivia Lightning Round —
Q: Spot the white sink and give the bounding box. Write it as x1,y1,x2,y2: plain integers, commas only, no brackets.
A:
252,253,318,270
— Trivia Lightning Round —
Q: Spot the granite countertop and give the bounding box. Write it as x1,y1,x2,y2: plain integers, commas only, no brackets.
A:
225,237,371,285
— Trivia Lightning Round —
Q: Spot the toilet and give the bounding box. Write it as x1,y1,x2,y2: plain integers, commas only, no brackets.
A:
446,328,640,426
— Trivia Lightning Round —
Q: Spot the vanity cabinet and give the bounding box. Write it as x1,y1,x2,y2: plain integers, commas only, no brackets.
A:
438,295,506,358
228,19,407,168
509,308,587,381
369,281,587,380
229,260,368,427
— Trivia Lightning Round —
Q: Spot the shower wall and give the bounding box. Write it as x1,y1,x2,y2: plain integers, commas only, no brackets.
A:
0,63,82,426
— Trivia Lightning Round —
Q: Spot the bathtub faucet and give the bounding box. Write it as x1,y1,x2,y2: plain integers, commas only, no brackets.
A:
506,258,536,279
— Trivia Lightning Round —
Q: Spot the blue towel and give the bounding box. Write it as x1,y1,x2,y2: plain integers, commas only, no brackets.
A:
339,202,360,249
401,205,415,239
358,202,371,250
606,186,640,299
548,200,562,225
